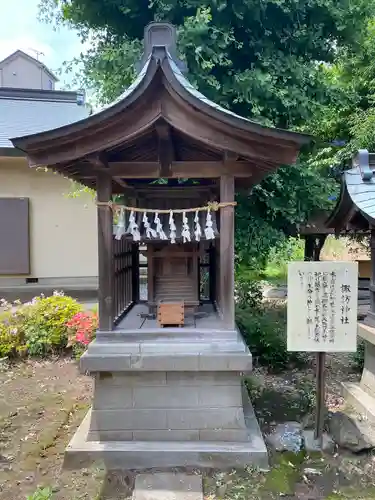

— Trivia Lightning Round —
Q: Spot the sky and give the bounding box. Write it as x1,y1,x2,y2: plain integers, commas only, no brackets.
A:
0,0,86,89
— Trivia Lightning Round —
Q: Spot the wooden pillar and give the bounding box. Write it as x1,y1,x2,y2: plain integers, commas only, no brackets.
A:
132,243,140,302
209,244,216,303
304,235,327,262
304,235,314,261
97,173,114,330
220,175,235,329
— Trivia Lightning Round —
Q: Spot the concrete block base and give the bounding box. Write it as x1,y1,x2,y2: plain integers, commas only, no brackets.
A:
64,392,268,471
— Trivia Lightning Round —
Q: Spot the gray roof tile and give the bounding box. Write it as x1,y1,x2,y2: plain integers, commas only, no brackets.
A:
345,167,375,224
0,97,89,148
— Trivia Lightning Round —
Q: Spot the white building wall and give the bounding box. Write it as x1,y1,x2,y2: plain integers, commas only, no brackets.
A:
0,56,55,90
0,158,98,284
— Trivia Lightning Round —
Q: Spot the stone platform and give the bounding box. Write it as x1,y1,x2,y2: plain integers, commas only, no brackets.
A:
342,321,375,421
65,327,268,470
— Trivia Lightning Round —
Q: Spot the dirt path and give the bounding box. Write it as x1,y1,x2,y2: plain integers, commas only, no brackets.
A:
0,358,105,500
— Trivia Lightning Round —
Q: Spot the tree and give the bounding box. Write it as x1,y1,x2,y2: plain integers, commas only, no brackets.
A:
307,17,375,169
40,0,375,267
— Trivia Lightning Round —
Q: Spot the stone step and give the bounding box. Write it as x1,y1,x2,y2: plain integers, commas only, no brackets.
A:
342,382,375,423
132,473,203,500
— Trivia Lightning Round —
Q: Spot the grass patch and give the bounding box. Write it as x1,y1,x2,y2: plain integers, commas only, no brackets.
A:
27,487,53,500
263,452,304,495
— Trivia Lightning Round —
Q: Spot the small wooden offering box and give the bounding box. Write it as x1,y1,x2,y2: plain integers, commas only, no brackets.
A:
157,301,184,327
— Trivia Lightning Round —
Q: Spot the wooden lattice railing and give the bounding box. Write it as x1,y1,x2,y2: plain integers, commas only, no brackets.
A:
113,237,139,325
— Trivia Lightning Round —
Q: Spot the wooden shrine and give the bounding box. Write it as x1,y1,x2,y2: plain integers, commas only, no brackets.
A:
147,243,200,309
11,22,310,470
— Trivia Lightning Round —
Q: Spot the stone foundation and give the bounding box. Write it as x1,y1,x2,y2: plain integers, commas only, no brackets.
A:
88,372,249,443
65,328,268,470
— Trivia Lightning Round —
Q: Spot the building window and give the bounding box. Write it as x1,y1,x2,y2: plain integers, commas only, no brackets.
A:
0,198,30,274
48,79,53,90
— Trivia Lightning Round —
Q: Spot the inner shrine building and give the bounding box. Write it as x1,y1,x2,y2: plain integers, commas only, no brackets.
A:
12,23,310,470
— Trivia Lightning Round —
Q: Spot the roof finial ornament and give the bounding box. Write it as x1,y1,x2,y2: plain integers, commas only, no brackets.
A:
136,22,187,73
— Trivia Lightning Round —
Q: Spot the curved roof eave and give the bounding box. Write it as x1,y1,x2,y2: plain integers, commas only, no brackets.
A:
162,51,312,147
12,46,312,154
326,166,375,231
345,167,375,226
325,176,352,231
11,53,156,149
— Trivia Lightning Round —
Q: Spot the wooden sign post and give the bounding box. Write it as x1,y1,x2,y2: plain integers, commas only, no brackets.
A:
287,261,358,445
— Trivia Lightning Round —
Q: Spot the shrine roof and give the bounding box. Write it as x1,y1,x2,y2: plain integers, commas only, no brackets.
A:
327,150,375,231
10,23,312,190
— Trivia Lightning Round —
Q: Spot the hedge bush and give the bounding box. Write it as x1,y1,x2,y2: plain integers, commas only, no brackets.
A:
67,311,98,358
234,276,308,372
236,303,308,372
0,292,96,359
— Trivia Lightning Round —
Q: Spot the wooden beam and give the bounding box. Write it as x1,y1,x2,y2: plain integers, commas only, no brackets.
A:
219,175,235,329
223,150,239,164
79,161,258,179
155,122,175,177
171,161,255,178
104,162,160,178
88,152,109,170
87,154,132,192
97,172,114,330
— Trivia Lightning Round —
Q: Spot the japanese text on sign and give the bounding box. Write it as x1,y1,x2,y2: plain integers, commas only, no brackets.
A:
287,262,358,352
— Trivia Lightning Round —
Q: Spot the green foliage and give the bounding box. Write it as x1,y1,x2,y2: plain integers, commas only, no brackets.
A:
0,305,27,358
305,16,375,174
23,294,82,355
264,237,304,280
236,298,305,371
0,294,83,358
234,276,263,310
351,339,365,372
27,487,53,500
0,320,25,358
236,301,307,372
41,0,374,127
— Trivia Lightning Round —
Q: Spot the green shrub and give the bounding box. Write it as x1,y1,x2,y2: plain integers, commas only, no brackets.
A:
0,293,82,357
0,308,27,358
234,277,263,310
22,294,82,355
236,302,308,372
351,339,365,372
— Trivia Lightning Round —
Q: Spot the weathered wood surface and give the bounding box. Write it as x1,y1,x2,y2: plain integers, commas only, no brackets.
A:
157,302,185,327
97,173,114,330
220,175,235,329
